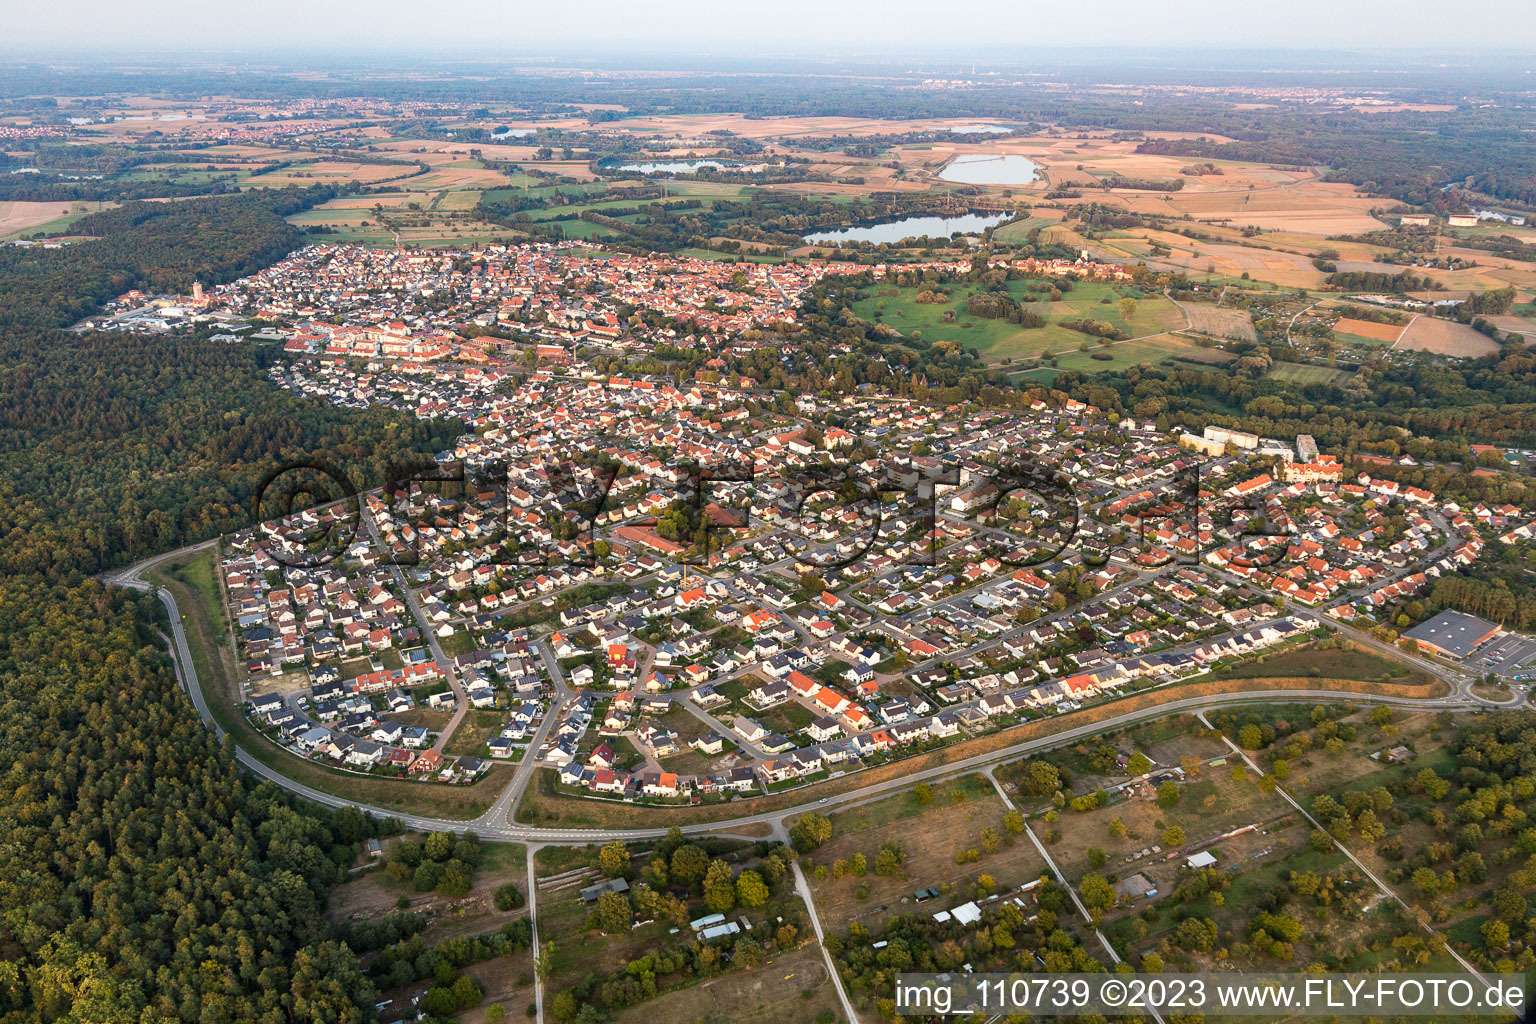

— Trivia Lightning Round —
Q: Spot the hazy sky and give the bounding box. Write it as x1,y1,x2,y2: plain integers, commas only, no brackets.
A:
7,0,1536,54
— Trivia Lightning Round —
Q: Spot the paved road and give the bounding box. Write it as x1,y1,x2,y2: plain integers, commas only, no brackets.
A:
360,504,468,753
113,536,1511,1014
526,844,546,1024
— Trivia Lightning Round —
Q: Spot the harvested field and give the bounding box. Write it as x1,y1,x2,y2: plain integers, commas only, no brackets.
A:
1395,316,1501,357
1483,314,1536,338
1333,259,1405,275
411,166,511,190
1108,179,1386,236
1183,303,1257,341
1093,231,1326,287
0,200,88,238
1332,317,1405,343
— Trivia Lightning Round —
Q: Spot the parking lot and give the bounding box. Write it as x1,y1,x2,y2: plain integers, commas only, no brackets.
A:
1471,632,1536,681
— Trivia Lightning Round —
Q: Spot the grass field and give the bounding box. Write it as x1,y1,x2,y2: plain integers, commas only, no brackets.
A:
1267,361,1353,385
1050,334,1229,373
674,247,784,263
445,708,507,756
1210,643,1428,685
989,215,1060,242
852,280,1185,363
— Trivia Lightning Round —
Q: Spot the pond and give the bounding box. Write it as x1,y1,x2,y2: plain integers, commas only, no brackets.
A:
937,153,1041,185
608,159,745,174
804,211,1011,245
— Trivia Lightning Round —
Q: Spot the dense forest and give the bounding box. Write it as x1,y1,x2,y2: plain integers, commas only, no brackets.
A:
0,192,458,1021
0,577,381,1021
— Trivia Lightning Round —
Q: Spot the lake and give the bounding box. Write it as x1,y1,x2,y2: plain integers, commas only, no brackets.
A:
947,124,1015,135
804,211,1011,245
491,129,535,138
609,159,745,174
937,153,1041,185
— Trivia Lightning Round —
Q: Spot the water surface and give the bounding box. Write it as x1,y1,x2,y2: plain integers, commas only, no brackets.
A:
804,211,1010,244
937,154,1040,185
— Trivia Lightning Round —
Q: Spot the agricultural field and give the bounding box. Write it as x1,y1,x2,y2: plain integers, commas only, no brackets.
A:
287,190,521,247
111,164,253,187
243,160,422,187
0,199,108,240
1093,230,1329,288
436,188,486,211
989,212,1065,242
1332,316,1406,344
1113,178,1388,235
1180,301,1257,341
1395,315,1502,357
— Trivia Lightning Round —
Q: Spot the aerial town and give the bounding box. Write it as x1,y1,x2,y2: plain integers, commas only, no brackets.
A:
221,333,1536,800
10,31,1536,1024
